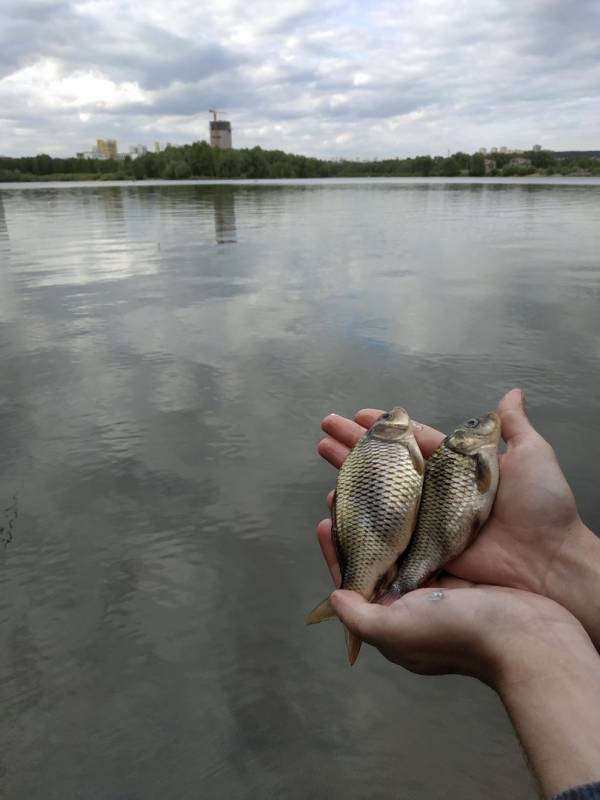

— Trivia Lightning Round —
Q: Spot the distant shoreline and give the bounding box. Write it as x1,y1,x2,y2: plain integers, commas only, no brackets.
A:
1,171,598,184
2,143,599,184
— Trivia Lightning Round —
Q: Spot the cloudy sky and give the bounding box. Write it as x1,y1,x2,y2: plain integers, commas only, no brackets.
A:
1,0,599,159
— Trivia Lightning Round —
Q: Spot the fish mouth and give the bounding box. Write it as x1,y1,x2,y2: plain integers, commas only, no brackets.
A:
379,406,409,429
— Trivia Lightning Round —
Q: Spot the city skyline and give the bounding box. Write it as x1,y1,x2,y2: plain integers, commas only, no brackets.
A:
1,0,599,159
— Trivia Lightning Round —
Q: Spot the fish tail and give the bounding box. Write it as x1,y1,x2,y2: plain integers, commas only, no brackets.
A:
345,627,362,666
306,596,336,625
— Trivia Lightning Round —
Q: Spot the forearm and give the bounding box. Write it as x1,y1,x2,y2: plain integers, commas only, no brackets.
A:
546,520,600,653
497,627,600,798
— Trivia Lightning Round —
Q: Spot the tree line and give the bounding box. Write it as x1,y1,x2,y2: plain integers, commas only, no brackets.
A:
1,142,599,182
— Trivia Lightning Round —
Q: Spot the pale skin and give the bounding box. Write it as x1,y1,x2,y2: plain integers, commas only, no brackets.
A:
315,389,600,798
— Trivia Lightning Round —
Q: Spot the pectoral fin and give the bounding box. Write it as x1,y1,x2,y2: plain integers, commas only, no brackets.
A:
475,453,492,493
407,439,424,476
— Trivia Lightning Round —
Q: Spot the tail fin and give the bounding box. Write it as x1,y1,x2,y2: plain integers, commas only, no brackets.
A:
307,596,362,665
307,596,336,625
345,627,362,666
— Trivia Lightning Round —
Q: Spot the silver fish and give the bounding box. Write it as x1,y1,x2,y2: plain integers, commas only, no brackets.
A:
308,407,424,664
383,412,500,599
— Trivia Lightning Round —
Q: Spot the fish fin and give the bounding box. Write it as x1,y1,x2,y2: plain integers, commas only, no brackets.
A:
307,597,336,625
345,627,362,666
330,492,346,577
471,513,482,538
407,439,424,476
376,583,406,605
475,453,492,493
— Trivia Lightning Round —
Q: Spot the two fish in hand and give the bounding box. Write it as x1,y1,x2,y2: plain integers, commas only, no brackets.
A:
307,408,501,665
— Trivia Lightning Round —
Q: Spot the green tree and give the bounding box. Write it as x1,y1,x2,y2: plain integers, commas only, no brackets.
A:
469,153,486,176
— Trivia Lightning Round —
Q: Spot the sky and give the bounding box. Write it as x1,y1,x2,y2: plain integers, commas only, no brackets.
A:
0,0,599,159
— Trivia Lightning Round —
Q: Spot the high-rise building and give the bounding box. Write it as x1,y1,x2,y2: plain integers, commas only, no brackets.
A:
209,110,232,149
532,144,542,151
96,138,118,159
129,144,148,158
154,141,161,153
479,147,487,154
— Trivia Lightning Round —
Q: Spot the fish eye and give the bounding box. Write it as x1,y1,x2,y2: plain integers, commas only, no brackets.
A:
465,418,479,428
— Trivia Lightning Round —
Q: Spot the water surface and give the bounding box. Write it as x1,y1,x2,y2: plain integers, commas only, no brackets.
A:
1,179,599,799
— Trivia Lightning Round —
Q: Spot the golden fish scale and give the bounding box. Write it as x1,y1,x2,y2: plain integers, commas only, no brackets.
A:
392,446,480,594
334,435,422,597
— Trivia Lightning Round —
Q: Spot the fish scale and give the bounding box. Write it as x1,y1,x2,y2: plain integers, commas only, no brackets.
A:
334,436,423,594
307,406,424,664
333,436,422,597
386,413,500,599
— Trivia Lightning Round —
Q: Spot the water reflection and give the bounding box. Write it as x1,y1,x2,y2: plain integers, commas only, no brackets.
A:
0,180,599,800
0,194,7,241
212,188,237,244
101,186,125,224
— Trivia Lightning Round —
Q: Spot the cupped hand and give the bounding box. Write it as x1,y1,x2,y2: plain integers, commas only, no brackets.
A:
329,578,582,686
317,388,585,604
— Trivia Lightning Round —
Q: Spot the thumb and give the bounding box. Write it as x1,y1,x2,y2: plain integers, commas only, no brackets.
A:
496,388,534,446
330,590,388,644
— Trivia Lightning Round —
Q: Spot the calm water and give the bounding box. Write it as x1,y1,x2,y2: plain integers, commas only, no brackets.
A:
1,178,600,799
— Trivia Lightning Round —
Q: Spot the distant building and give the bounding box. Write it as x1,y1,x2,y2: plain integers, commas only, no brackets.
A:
77,150,105,160
96,138,118,159
500,146,508,153
209,111,232,149
491,146,498,154
479,147,487,154
532,144,542,151
484,158,497,175
129,144,148,158
509,157,532,168
154,141,161,153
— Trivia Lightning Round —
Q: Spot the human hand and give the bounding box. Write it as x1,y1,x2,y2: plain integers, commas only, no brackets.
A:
329,578,579,685
329,582,600,798
317,389,600,650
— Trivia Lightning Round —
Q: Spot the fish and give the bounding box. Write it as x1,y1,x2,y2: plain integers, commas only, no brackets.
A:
307,407,424,664
381,412,500,601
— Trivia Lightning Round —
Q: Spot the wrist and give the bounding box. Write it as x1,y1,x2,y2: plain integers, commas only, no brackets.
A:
494,616,595,697
495,624,600,798
545,519,600,651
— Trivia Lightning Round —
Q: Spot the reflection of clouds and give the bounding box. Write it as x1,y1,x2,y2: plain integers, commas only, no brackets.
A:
1,181,600,799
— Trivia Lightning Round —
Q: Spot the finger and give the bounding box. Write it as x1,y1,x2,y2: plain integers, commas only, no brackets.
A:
321,414,366,449
412,423,445,459
318,436,350,469
316,519,341,586
330,590,388,644
354,409,444,459
497,388,535,447
326,489,334,509
354,408,385,428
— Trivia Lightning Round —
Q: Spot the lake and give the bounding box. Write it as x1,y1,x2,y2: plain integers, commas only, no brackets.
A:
1,178,599,799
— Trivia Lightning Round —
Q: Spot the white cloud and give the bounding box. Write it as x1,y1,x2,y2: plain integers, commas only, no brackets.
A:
0,0,599,157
